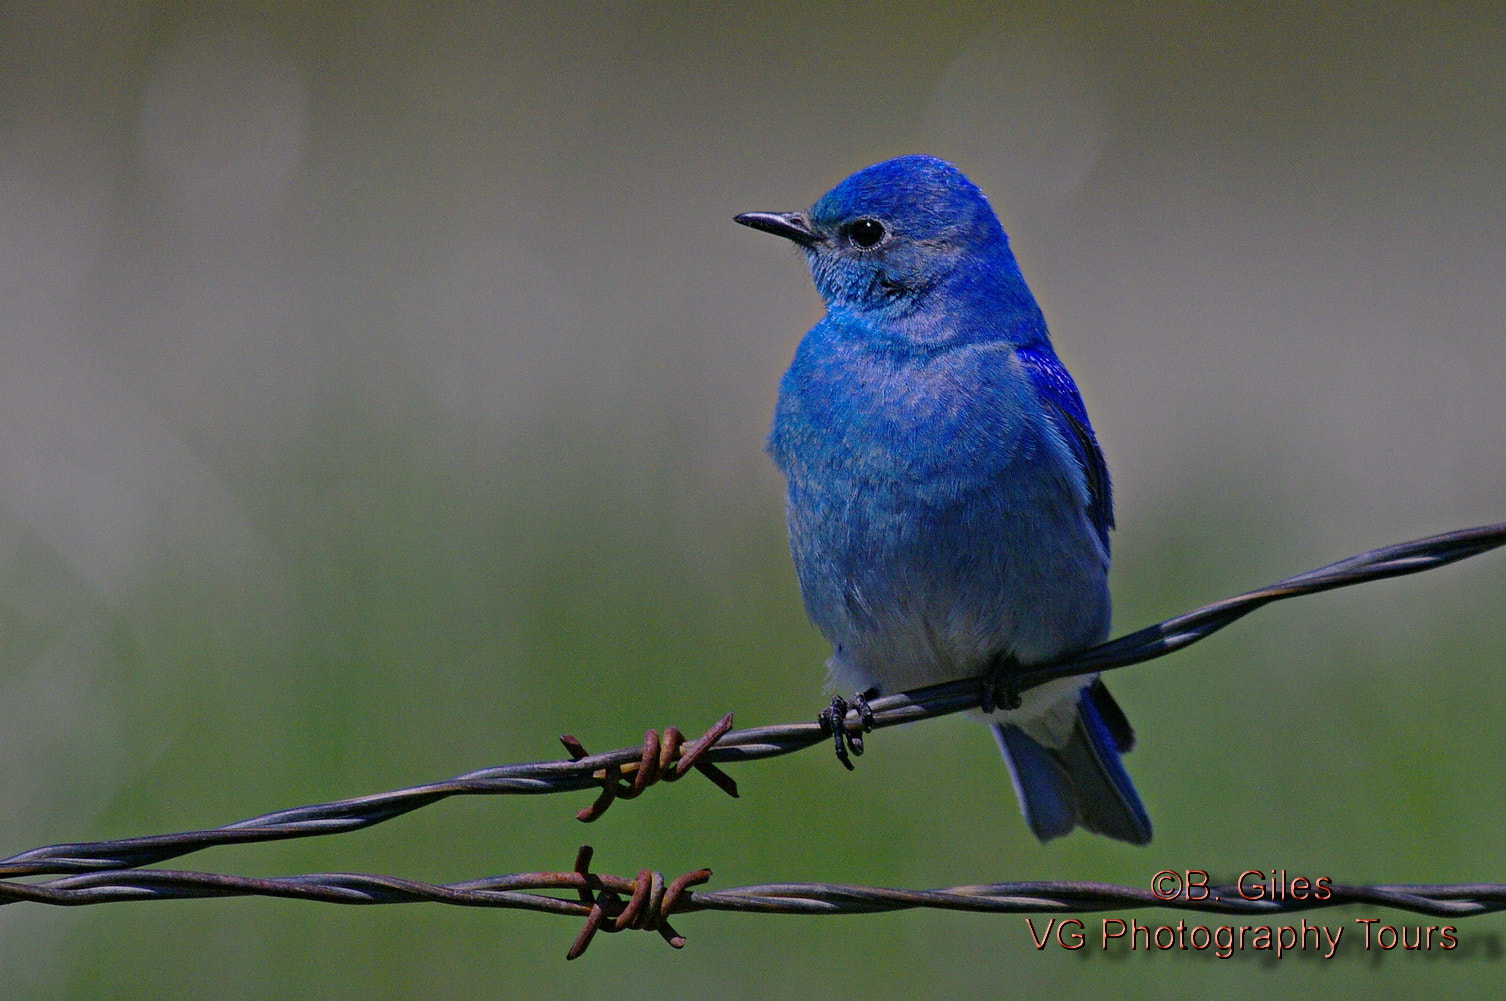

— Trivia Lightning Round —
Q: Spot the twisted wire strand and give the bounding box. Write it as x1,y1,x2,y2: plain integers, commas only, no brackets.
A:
2,850,1504,959
7,866,1505,918
0,523,1502,886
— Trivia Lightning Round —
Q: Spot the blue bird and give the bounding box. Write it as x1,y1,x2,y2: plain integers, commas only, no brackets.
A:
735,155,1151,844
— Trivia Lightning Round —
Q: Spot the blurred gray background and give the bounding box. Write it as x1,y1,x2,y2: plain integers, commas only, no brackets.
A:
1,2,1503,997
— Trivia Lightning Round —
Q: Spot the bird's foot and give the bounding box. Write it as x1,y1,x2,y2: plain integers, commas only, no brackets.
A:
980,657,1022,713
818,688,877,771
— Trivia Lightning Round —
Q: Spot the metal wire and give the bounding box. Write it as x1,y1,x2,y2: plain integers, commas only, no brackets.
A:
8,860,1503,918
0,522,1503,958
2,847,1503,959
2,523,1502,880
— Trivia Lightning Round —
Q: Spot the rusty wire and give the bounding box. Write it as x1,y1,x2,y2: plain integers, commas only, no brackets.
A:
0,522,1502,958
1,845,1504,958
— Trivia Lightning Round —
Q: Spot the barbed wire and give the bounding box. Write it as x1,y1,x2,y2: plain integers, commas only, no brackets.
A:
1,522,1503,958
3,845,1504,959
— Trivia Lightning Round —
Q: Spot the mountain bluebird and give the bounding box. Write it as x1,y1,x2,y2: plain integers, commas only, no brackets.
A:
735,155,1151,844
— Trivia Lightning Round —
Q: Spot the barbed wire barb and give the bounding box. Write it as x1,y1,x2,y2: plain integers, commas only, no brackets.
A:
560,712,738,821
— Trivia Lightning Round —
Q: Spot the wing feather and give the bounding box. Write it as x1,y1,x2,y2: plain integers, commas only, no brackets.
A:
1016,344,1114,555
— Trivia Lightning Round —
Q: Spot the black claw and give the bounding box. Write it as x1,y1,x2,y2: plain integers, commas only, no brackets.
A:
981,657,1022,713
844,691,874,757
855,688,877,730
818,690,877,770
818,696,855,770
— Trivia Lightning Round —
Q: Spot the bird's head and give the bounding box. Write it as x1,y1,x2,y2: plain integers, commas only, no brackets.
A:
736,155,1019,319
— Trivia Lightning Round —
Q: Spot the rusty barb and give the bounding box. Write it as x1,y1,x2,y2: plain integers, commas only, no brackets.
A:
560,712,739,821
564,845,712,959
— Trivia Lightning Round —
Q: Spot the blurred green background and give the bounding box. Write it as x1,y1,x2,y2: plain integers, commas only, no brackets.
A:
1,1,1504,997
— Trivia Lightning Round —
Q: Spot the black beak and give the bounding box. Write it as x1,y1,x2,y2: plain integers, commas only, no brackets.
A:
734,211,819,248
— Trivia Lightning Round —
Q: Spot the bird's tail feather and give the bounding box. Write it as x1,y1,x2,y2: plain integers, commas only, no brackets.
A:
992,681,1151,845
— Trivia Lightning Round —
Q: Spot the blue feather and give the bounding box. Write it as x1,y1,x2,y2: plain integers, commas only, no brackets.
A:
1017,344,1114,556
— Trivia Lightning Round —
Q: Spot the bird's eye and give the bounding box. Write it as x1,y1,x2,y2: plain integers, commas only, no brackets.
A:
846,218,886,249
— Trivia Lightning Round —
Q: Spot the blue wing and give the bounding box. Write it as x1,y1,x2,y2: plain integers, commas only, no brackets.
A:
1016,344,1114,556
